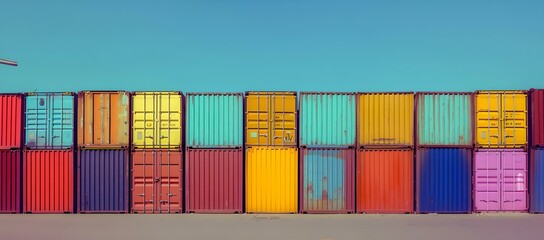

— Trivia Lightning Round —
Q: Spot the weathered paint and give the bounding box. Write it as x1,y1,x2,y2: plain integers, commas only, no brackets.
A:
25,93,75,149
0,150,20,213
299,148,355,213
132,92,182,149
186,93,243,148
246,92,297,147
78,149,128,213
475,91,527,148
77,91,130,148
416,93,473,146
246,147,298,213
23,150,74,213
0,94,23,149
474,149,527,212
357,149,413,213
131,150,182,213
299,92,356,147
358,93,414,147
531,148,544,213
416,148,472,213
185,149,243,213
530,89,544,147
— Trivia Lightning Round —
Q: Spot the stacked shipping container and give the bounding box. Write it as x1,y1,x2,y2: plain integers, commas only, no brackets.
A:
530,89,544,213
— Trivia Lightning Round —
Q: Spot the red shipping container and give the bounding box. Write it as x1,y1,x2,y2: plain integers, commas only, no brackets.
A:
531,89,544,147
23,150,74,213
1,150,20,213
0,94,23,149
185,149,243,213
132,150,182,213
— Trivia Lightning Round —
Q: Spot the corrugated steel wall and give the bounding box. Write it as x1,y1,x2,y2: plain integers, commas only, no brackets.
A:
416,148,472,213
299,148,355,213
358,93,414,147
531,148,544,213
78,149,128,213
186,93,243,148
0,94,23,149
530,89,544,147
417,93,473,146
300,93,356,147
0,150,20,213
185,149,243,213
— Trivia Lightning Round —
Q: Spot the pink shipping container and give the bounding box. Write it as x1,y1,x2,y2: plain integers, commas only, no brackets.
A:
0,150,20,213
474,149,528,212
0,94,23,149
530,89,544,147
185,149,243,213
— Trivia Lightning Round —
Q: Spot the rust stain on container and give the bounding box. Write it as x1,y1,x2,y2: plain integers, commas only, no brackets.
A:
0,94,23,149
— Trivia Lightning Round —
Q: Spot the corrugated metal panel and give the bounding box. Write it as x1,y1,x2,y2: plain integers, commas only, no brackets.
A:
530,89,544,147
131,150,182,213
132,92,182,149
0,150,20,213
78,91,130,148
0,94,23,149
186,93,243,148
25,93,75,149
358,93,414,147
416,93,473,146
23,150,74,213
246,92,297,147
416,148,472,213
531,148,544,213
299,92,356,147
475,91,527,148
474,149,527,212
78,149,128,213
246,147,298,213
185,149,243,213
300,148,355,213
357,149,413,213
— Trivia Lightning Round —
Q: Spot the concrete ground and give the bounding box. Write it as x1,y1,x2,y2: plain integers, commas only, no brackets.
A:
1,214,543,240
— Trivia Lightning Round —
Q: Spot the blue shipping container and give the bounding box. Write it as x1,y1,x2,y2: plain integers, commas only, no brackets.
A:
416,148,472,213
78,149,128,213
531,148,544,213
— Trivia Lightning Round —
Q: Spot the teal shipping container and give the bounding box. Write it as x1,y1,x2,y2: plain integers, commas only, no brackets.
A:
24,92,75,149
299,92,356,147
416,92,473,147
186,93,243,148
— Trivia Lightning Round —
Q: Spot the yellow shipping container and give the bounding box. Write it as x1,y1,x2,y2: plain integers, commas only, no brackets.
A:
475,90,527,148
246,147,298,213
246,92,297,146
358,93,414,147
132,92,182,149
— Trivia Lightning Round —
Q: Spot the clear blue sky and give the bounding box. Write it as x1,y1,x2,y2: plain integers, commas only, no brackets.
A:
1,0,543,92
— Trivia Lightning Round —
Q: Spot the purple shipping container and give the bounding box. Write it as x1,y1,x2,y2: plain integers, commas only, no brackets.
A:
474,149,528,212
78,149,128,213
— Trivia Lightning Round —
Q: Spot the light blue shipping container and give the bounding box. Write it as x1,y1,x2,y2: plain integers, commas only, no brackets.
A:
25,92,75,149
299,92,356,147
186,93,243,148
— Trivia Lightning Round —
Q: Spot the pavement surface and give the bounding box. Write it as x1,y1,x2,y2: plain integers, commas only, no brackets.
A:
1,214,543,240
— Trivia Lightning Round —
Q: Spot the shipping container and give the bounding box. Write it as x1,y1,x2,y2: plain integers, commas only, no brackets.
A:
416,148,472,213
25,92,75,149
23,150,74,213
530,89,544,147
245,92,297,147
299,148,355,213
474,149,528,212
77,91,130,148
357,149,413,213
531,148,544,213
0,94,23,149
416,92,473,147
185,149,243,213
132,150,182,213
475,91,527,148
358,93,414,147
0,150,20,213
78,149,128,213
132,92,182,149
246,147,298,213
186,93,243,148
299,92,356,147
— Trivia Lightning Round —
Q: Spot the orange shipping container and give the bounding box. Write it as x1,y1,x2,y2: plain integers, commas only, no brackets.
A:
357,149,414,213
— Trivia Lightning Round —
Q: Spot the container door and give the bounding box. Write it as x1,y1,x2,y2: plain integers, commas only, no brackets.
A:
271,94,297,146
132,151,155,212
50,95,74,148
246,94,270,145
501,151,527,211
156,94,182,148
156,151,182,213
474,151,501,211
501,93,527,147
25,95,48,148
133,94,156,148
476,93,501,147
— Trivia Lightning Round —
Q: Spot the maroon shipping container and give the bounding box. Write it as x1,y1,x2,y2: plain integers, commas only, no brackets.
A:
132,150,182,213
0,94,23,149
531,89,544,147
1,150,20,213
185,149,243,213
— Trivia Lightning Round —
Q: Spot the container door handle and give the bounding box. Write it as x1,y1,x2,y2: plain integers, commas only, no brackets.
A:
504,199,522,203
168,194,175,197
480,200,498,203
504,135,514,138
137,194,145,196
160,136,168,139
160,200,169,203
490,135,499,138
145,136,153,139
259,134,267,137
154,178,160,182
145,200,154,203
52,136,59,138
